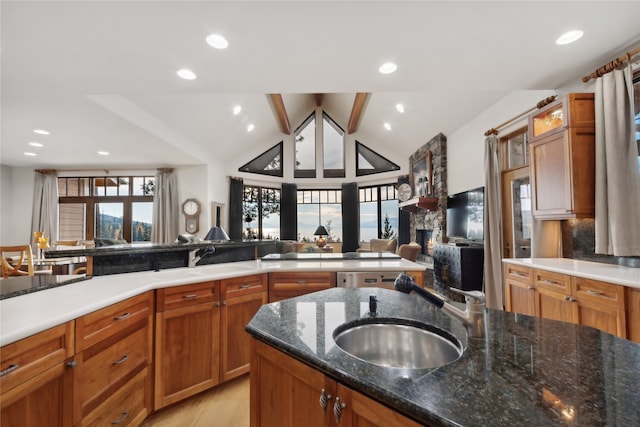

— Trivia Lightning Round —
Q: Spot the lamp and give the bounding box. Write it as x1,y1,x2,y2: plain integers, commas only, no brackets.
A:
204,226,230,241
314,225,328,248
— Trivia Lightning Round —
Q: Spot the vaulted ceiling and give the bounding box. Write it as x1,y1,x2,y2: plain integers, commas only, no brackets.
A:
2,1,640,169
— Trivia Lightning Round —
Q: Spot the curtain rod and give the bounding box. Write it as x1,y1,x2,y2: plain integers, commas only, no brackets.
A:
484,95,557,136
35,167,173,174
582,46,640,83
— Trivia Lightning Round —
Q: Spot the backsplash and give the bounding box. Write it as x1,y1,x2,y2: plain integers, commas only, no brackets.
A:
562,219,640,268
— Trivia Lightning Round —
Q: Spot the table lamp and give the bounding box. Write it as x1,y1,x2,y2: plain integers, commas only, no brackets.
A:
314,225,328,248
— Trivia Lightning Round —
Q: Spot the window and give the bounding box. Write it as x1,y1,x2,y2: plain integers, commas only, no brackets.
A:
355,141,400,176
238,142,283,177
322,113,345,178
359,185,398,243
297,189,342,243
294,113,316,178
58,176,154,242
242,185,280,240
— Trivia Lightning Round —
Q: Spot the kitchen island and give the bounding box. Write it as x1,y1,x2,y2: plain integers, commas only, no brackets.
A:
247,287,640,426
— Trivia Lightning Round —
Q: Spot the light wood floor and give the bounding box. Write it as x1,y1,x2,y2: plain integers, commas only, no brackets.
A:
141,375,250,427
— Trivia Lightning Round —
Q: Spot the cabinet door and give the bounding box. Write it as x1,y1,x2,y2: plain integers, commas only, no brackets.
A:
250,338,333,427
572,277,626,338
535,287,576,324
627,288,640,344
530,131,573,218
154,301,220,409
334,383,424,427
221,291,267,382
1,361,73,427
505,278,536,316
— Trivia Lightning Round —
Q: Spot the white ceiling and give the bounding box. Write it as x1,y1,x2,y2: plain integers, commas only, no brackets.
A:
2,1,640,169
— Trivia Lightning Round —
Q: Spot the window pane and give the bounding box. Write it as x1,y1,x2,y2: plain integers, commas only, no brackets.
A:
118,177,129,196
95,203,124,241
297,204,320,242
381,200,399,240
321,204,342,242
261,188,280,240
323,114,344,170
58,203,86,241
359,201,377,243
132,202,153,242
295,115,316,171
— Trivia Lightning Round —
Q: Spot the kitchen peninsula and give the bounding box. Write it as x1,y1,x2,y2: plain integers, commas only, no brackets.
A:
247,287,640,426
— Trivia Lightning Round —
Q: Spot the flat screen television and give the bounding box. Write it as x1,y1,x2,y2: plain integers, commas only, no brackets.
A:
446,187,484,242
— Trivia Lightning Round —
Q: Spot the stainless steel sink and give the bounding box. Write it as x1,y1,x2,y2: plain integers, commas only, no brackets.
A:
333,320,463,373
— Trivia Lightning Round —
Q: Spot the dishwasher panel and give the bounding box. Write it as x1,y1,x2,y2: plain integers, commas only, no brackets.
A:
337,272,403,289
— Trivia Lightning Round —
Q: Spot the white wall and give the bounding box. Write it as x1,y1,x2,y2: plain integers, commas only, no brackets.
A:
446,90,556,195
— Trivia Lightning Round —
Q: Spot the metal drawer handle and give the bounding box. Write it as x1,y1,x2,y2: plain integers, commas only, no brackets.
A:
239,284,251,289
297,280,307,284
513,272,527,277
527,286,535,290
113,312,131,321
333,397,347,424
564,295,576,302
0,364,19,377
586,289,602,296
542,279,559,285
319,388,332,412
112,355,129,365
111,411,129,425
183,294,198,299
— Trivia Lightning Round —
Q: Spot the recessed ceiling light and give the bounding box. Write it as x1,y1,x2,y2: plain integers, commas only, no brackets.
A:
177,69,197,80
24,152,37,156
206,34,229,49
384,122,392,131
97,151,110,156
247,124,255,132
378,62,397,74
33,129,50,135
29,142,43,147
396,103,405,113
556,30,583,45
233,105,242,115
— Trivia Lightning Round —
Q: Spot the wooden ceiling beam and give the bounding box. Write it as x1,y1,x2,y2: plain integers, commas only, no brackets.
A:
314,93,323,106
268,94,291,135
348,92,369,134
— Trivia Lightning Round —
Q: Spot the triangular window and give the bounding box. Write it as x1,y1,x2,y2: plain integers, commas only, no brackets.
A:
294,113,316,178
238,142,283,177
355,141,400,176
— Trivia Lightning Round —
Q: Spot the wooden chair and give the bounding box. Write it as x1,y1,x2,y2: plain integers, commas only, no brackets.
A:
1,245,35,278
397,243,421,262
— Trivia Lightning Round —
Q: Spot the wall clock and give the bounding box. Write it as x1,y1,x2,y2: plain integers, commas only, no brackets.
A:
397,183,413,202
182,198,201,233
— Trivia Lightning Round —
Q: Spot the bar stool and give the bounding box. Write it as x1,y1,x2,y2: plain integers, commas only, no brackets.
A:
1,245,36,278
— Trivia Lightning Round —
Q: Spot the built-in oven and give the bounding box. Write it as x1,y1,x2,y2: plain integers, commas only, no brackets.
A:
336,272,403,290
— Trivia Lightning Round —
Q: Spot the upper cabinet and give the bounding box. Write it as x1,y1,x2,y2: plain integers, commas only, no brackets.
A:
528,93,595,219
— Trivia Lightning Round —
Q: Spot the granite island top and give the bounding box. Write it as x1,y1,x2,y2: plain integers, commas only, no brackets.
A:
246,287,640,427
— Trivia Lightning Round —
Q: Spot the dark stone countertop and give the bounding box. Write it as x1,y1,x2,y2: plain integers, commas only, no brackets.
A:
0,275,92,300
246,287,640,426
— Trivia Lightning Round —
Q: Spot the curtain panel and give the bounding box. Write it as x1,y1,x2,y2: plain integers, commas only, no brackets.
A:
594,63,640,256
30,171,58,246
151,170,179,244
483,135,503,310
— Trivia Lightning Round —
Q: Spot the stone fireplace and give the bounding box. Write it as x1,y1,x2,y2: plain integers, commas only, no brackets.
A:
407,133,447,258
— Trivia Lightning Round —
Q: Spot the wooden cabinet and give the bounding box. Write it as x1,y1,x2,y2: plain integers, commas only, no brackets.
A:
503,263,535,316
503,262,629,340
74,291,153,426
572,277,626,338
1,322,74,427
528,93,595,219
220,274,267,382
268,272,336,302
250,338,425,427
627,288,640,344
154,281,221,409
533,269,576,324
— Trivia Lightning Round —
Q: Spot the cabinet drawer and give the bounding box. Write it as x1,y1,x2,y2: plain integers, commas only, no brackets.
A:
75,321,150,419
572,277,625,308
221,274,267,299
534,269,571,294
76,292,153,352
80,367,149,427
269,272,336,286
0,321,74,394
504,264,533,284
156,281,220,312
